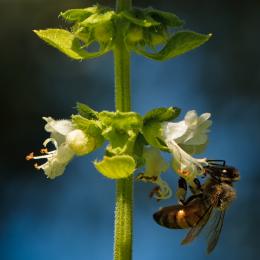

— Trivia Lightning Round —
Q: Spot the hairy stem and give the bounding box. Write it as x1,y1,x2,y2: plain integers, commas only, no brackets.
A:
113,1,133,260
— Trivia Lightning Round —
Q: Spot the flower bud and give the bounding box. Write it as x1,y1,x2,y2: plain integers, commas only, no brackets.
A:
150,32,167,46
66,129,95,155
94,23,113,43
126,25,143,44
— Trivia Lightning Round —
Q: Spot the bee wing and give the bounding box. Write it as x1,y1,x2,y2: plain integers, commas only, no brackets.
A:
206,210,225,254
181,205,213,245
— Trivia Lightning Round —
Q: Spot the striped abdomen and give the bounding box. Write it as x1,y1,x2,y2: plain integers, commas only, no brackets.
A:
153,197,208,229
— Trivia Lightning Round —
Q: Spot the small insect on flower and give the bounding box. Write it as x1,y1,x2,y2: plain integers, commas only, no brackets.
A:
153,160,240,254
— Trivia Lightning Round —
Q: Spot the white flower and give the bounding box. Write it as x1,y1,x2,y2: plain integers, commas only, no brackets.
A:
26,117,91,179
168,140,207,185
163,110,212,146
136,147,172,200
44,117,74,144
162,110,211,185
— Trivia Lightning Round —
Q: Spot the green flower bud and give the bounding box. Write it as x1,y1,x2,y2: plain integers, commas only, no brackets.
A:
94,23,113,43
126,25,143,44
150,32,167,46
148,27,168,46
66,129,95,155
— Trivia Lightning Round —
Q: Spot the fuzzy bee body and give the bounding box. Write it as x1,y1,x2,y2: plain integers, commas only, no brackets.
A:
154,195,209,229
153,161,240,254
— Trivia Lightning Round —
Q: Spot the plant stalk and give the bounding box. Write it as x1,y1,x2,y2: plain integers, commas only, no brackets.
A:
113,0,133,260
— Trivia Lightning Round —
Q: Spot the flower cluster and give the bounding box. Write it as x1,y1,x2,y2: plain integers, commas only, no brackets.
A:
27,104,212,201
137,110,211,199
34,5,211,61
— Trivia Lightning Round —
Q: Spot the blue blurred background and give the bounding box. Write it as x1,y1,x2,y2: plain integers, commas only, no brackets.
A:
1,0,260,259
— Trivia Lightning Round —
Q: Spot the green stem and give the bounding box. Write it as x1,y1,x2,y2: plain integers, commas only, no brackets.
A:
113,1,133,260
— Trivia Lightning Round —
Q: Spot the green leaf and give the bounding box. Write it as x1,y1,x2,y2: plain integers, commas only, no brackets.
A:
143,107,180,124
121,8,160,27
80,11,115,27
142,121,168,150
76,102,98,120
60,7,98,22
94,155,136,179
145,8,184,27
34,29,85,59
36,29,112,59
72,115,102,136
132,133,147,168
34,29,112,60
98,111,142,156
133,31,212,61
99,111,142,131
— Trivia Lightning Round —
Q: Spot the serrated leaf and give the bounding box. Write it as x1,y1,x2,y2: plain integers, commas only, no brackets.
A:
80,11,115,27
94,155,136,179
133,31,212,61
76,102,98,120
121,8,160,27
145,8,184,27
34,29,112,60
143,107,181,124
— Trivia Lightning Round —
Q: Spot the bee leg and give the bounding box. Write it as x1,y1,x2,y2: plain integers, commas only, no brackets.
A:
189,178,202,194
176,177,187,205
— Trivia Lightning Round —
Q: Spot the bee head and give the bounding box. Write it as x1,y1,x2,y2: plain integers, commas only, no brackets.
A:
219,167,240,183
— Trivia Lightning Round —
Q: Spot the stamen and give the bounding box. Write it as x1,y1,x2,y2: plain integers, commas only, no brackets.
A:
136,174,158,182
177,169,190,176
152,178,172,200
40,148,48,154
26,152,34,161
149,186,160,198
30,153,54,160
43,138,58,149
34,163,40,169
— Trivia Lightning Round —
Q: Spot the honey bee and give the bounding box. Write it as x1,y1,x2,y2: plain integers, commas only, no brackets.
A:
153,161,240,254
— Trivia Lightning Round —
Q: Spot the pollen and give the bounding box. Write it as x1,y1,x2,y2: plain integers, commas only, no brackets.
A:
40,148,48,154
177,168,190,176
26,152,34,161
34,163,40,169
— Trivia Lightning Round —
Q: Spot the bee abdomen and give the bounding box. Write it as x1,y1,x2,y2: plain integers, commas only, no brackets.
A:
153,206,195,229
153,200,206,229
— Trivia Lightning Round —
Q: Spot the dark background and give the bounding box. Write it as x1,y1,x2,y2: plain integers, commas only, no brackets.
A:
1,0,259,259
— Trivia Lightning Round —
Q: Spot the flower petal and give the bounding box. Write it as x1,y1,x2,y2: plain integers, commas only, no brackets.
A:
162,121,187,141
198,112,211,123
184,110,198,126
43,117,73,136
166,139,207,184
142,146,169,177
42,159,67,179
